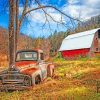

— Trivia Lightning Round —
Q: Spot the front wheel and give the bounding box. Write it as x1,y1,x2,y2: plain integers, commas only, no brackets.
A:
24,77,31,86
35,75,41,84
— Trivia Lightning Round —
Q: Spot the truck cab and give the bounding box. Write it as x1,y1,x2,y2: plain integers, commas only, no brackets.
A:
0,49,54,91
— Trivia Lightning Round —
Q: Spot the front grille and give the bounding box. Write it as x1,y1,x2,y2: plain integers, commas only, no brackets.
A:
4,75,15,80
3,75,24,80
2,74,25,84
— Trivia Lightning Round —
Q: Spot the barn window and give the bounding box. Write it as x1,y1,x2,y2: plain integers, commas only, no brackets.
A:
98,30,100,38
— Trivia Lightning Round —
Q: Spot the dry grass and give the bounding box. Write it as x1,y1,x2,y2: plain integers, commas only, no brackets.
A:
0,57,100,100
0,54,8,68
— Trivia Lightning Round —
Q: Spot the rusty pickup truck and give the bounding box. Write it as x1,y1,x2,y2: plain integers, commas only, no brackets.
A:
0,49,54,91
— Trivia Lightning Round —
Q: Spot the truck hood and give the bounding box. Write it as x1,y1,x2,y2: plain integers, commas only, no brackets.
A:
15,61,38,76
15,61,37,67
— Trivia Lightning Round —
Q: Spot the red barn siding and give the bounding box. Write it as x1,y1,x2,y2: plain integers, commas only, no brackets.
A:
61,48,90,58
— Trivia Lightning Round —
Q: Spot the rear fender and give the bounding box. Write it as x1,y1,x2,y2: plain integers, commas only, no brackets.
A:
47,64,54,77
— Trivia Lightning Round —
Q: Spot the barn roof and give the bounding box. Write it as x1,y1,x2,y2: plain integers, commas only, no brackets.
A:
59,28,100,51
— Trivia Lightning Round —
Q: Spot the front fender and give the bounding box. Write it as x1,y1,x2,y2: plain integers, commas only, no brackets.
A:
31,70,42,85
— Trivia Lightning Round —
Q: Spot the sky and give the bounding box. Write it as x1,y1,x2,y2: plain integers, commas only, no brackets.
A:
0,0,100,37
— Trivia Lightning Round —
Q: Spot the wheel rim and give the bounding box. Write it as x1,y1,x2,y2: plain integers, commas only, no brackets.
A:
24,77,31,86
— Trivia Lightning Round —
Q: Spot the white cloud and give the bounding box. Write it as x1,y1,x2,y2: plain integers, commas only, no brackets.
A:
68,0,80,4
19,7,24,15
27,11,46,23
19,1,66,24
20,2,67,37
27,8,65,24
80,5,100,20
63,5,81,18
84,0,100,9
63,0,100,20
19,0,100,24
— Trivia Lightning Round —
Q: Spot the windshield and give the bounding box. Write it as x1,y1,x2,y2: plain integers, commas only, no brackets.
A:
16,51,38,61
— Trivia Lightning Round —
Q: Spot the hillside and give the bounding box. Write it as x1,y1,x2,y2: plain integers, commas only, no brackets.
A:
0,27,34,54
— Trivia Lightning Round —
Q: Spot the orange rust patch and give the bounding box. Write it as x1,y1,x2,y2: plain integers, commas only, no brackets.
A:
15,61,37,67
21,68,38,76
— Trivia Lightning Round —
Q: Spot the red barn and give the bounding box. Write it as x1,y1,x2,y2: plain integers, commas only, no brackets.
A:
59,28,100,59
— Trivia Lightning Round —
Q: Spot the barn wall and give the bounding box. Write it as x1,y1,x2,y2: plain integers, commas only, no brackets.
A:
98,30,100,50
61,48,90,59
90,30,100,56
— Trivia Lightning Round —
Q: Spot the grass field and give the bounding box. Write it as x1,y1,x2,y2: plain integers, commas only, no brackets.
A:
0,57,100,100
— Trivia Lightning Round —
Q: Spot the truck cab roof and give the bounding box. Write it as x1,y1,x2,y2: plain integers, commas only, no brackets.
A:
17,49,43,53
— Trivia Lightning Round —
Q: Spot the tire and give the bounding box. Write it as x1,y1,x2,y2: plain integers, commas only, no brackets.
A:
24,77,31,86
35,75,41,84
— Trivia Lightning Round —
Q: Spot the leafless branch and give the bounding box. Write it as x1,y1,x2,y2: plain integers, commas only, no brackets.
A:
17,0,82,34
23,5,81,23
35,0,69,30
19,0,28,29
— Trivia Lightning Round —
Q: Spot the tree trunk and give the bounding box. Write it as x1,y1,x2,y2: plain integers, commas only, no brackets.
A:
8,0,15,67
15,0,19,51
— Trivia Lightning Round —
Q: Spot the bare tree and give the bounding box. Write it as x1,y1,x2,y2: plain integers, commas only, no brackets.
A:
8,0,81,67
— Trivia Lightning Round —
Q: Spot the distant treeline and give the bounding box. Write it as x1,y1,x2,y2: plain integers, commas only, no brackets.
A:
0,15,100,58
